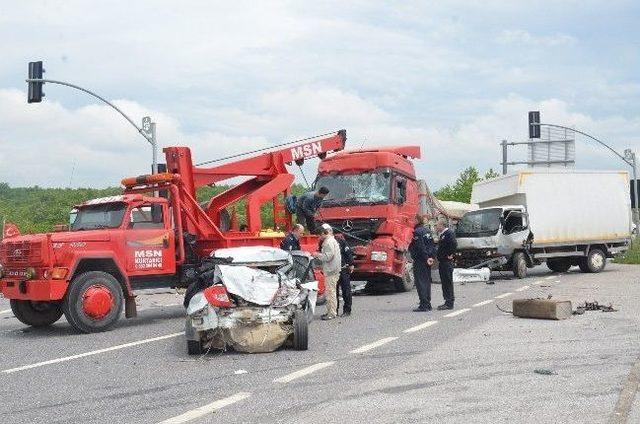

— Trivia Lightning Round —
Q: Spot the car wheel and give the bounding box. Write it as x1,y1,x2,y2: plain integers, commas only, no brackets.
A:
293,309,308,350
62,271,124,333
10,299,63,327
579,248,606,273
512,252,527,279
547,258,571,273
187,339,205,355
394,263,415,292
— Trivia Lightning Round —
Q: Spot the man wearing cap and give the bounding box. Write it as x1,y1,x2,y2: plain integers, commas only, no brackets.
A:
312,223,341,320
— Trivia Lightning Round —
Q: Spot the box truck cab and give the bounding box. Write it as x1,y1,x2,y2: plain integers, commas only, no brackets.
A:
456,170,632,278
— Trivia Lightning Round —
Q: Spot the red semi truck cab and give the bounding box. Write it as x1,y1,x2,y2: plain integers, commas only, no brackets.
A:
315,146,421,291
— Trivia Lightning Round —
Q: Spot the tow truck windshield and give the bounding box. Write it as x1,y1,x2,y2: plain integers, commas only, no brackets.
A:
456,208,502,237
70,202,127,231
315,171,391,206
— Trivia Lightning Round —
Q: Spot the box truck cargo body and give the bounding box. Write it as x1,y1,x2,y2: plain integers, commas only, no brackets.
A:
456,170,632,278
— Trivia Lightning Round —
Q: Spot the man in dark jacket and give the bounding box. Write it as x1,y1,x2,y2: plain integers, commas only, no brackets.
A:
435,219,457,310
335,232,354,316
280,224,304,251
296,187,329,234
409,215,436,312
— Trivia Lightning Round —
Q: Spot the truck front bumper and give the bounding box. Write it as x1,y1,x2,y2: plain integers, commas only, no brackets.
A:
0,279,68,301
352,245,403,281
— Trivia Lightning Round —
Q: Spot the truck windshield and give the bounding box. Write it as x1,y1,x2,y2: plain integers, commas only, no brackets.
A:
71,203,127,231
456,208,502,237
315,172,391,206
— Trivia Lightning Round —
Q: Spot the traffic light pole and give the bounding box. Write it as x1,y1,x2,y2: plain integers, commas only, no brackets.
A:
25,77,158,174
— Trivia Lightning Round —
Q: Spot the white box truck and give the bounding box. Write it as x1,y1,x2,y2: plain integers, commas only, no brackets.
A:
455,170,632,278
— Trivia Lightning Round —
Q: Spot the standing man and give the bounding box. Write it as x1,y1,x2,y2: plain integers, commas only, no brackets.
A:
409,215,436,312
435,218,457,310
296,186,330,234
280,223,304,251
312,223,341,320
334,231,354,317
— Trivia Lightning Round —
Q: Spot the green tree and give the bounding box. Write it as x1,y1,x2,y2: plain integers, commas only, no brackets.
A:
434,167,500,204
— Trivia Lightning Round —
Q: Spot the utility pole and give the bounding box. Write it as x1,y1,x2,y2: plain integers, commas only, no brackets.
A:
501,140,508,175
26,61,158,174
625,149,639,226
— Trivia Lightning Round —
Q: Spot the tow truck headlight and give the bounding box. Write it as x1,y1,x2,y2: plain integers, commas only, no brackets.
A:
24,267,36,280
44,267,68,280
371,251,388,262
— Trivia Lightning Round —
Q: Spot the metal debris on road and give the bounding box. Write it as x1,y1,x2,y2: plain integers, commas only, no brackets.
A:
573,301,618,315
534,368,557,375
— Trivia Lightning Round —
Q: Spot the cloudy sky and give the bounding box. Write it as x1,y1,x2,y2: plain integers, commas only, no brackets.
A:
0,0,638,189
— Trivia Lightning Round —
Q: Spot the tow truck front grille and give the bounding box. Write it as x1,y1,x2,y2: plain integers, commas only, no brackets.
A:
0,241,44,265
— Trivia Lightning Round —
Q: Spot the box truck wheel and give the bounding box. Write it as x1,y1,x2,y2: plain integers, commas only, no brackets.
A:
547,258,571,273
395,263,415,292
512,252,527,279
293,309,309,350
579,248,606,273
62,271,124,333
10,300,63,327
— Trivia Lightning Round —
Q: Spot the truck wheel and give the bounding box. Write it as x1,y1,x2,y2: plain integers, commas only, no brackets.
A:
395,263,415,292
10,300,63,327
512,252,527,279
62,271,124,333
292,309,308,350
547,258,571,273
579,249,606,273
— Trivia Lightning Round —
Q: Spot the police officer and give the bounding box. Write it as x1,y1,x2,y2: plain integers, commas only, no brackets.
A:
435,218,457,310
409,214,436,312
334,232,354,317
281,224,304,251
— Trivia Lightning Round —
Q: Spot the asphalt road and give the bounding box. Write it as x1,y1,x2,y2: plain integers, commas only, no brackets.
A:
1,263,639,424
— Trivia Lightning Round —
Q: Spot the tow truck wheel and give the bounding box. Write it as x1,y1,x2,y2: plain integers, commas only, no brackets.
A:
62,271,124,333
512,252,527,279
10,300,63,327
292,309,308,350
395,263,415,292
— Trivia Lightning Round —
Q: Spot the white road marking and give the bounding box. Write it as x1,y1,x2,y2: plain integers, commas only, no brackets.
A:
472,299,494,307
554,280,561,283
443,308,470,318
2,332,182,374
495,292,513,299
533,280,546,285
273,362,335,383
515,285,530,292
0,309,12,315
350,337,398,354
158,392,251,424
545,276,555,280
403,320,438,333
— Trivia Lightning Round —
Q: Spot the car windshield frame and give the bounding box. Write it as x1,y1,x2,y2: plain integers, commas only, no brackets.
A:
456,208,503,237
315,170,392,206
70,202,127,231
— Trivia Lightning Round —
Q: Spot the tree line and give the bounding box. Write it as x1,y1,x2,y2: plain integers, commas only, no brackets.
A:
0,166,497,234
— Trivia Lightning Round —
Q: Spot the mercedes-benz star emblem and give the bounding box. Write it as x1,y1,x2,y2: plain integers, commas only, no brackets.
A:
342,220,353,232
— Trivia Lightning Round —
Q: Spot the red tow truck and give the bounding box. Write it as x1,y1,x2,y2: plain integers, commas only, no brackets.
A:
0,131,346,332
314,146,422,291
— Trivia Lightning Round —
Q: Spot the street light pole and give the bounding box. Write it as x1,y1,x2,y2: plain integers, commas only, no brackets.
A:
625,149,639,226
26,77,158,173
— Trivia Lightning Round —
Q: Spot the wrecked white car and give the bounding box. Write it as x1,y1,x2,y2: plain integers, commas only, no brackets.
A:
184,246,318,355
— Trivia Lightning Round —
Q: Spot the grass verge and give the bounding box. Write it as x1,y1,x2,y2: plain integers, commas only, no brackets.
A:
614,239,640,264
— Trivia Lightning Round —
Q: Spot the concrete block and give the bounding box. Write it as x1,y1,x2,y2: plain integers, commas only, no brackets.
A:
512,299,572,320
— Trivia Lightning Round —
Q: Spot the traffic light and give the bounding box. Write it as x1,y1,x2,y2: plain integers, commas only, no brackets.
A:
27,61,44,103
528,111,540,139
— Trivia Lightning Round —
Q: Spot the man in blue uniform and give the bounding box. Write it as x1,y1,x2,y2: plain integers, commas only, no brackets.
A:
334,232,354,316
408,215,436,312
280,224,304,251
435,219,457,310
296,187,330,234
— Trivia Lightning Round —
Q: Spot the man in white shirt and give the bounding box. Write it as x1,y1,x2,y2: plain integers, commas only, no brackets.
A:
313,223,341,320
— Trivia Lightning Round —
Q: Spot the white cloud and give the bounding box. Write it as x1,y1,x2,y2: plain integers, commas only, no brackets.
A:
497,29,577,47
